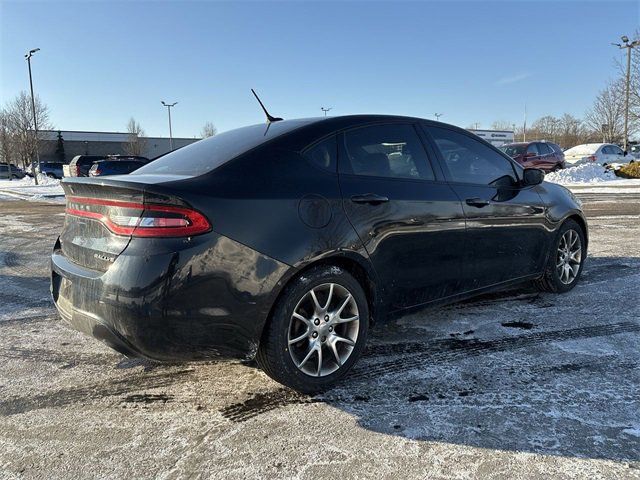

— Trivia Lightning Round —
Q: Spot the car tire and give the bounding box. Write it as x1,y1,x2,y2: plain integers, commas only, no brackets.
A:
257,265,369,393
535,219,586,294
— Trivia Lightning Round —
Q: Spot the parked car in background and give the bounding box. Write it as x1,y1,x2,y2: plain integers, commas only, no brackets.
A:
89,157,148,177
499,141,565,172
36,162,64,179
630,144,640,160
564,143,633,166
64,155,108,177
0,164,26,179
52,115,588,393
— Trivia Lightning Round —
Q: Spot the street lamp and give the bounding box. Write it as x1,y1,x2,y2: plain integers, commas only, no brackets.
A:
434,113,443,121
321,107,332,116
612,35,640,151
161,101,178,151
25,48,41,185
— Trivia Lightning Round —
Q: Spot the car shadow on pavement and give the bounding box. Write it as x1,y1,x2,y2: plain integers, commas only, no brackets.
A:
221,256,640,463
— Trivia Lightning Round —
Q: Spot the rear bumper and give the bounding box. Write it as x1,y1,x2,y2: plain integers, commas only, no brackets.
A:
51,232,291,361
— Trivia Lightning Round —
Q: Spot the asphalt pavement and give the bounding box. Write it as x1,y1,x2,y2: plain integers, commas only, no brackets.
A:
0,195,639,479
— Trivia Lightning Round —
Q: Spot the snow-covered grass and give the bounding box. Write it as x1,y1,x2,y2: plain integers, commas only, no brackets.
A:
0,174,64,202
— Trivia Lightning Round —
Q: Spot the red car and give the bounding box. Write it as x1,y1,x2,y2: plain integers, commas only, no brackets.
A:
500,141,566,172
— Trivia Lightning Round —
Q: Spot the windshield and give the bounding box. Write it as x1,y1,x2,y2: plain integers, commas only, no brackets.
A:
499,144,526,157
564,144,599,156
133,119,316,176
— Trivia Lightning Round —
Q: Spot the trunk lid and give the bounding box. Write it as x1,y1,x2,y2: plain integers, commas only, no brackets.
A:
59,175,195,271
60,179,145,271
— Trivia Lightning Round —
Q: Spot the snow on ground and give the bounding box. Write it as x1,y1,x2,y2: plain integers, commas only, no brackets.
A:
0,175,65,203
0,197,639,478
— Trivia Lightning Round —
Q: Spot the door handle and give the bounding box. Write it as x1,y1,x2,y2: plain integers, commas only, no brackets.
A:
465,197,490,208
351,193,389,205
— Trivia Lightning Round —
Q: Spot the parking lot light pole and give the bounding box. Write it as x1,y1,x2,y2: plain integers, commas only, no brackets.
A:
161,101,178,151
613,36,640,152
321,107,332,116
434,113,443,121
25,48,41,186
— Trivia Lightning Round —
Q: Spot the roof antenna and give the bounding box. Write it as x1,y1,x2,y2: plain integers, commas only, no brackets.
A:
251,89,283,123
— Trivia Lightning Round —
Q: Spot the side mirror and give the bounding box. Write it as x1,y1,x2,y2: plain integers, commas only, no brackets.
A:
523,168,544,186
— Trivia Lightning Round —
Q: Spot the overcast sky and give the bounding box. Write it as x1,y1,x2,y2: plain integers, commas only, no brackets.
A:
1,1,638,137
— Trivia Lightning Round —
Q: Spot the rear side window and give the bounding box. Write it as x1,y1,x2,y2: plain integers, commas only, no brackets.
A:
342,124,435,180
134,120,313,176
526,144,540,155
611,145,624,155
426,126,517,186
304,136,337,172
538,143,552,155
549,143,562,154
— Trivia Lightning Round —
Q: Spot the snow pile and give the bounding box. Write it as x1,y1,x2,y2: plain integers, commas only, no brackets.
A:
7,174,61,187
0,174,64,202
545,163,616,185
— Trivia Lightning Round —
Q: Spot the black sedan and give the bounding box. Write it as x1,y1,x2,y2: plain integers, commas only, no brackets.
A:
51,115,587,392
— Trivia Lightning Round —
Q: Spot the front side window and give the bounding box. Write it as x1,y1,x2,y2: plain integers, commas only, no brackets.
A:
426,126,517,186
342,124,434,180
500,144,526,157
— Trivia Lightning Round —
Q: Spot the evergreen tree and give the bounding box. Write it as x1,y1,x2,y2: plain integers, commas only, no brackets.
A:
55,130,65,163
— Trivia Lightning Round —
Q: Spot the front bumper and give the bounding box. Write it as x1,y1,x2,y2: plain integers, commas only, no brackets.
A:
51,232,291,361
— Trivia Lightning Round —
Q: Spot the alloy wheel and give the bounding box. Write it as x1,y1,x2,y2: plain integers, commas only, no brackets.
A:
556,229,582,285
287,283,360,377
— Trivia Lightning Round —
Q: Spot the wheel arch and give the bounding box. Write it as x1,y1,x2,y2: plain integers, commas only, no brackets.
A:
259,253,381,348
565,213,588,252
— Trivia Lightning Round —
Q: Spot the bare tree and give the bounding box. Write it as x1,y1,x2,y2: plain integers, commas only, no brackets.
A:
490,120,513,131
123,118,147,156
584,79,627,143
200,122,217,138
3,91,52,171
0,110,14,166
615,29,640,127
528,115,562,142
556,114,590,148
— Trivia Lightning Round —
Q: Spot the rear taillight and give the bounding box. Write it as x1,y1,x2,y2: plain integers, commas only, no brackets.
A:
65,196,211,237
587,155,597,162
73,165,80,176
90,169,101,176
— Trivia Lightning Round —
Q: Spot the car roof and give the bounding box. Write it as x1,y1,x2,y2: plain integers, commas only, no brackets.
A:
263,115,475,150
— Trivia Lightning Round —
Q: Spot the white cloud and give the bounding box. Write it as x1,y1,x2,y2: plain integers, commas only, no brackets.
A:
495,73,532,86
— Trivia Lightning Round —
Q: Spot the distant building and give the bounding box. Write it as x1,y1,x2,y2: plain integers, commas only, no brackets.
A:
38,130,201,163
467,129,514,147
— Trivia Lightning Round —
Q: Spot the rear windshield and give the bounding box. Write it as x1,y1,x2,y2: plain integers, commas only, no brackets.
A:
565,145,598,156
72,156,105,165
500,144,526,156
134,119,315,176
